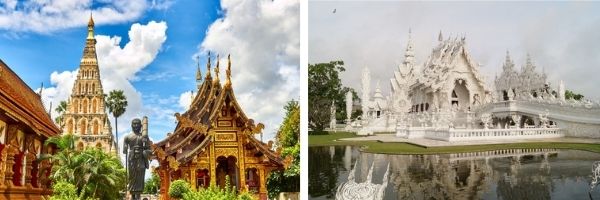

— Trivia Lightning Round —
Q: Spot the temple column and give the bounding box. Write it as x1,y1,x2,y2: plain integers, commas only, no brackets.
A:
159,167,170,200
3,147,16,187
24,151,34,187
210,147,216,187
190,165,196,191
259,167,267,195
0,144,7,187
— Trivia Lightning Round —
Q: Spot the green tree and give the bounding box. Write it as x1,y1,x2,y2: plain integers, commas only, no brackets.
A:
49,180,78,200
276,100,300,176
105,90,128,152
54,100,68,128
565,89,584,100
308,61,361,133
169,177,253,200
266,100,300,199
144,171,161,194
41,134,126,200
168,179,191,199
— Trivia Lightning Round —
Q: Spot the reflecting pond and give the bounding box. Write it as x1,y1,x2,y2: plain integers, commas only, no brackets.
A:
309,146,600,200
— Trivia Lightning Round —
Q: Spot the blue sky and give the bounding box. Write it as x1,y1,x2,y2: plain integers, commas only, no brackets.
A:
0,0,300,157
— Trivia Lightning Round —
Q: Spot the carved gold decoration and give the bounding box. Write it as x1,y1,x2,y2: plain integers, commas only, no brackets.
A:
215,133,236,142
214,148,237,158
214,142,238,147
175,113,208,133
153,145,167,160
217,120,232,127
167,156,179,171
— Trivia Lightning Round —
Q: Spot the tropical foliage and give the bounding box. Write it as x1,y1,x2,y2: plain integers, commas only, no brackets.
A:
168,179,191,199
308,61,361,133
144,170,161,194
168,177,254,200
266,100,300,199
54,100,68,128
49,181,78,200
42,134,126,200
105,89,128,152
565,89,584,100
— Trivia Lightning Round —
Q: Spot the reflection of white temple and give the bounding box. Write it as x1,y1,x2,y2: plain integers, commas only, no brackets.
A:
336,159,390,200
357,30,600,139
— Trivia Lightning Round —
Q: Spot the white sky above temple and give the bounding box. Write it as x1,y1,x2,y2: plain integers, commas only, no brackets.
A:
309,1,600,100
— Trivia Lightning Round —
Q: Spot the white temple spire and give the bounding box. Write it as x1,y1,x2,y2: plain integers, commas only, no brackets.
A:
361,66,371,120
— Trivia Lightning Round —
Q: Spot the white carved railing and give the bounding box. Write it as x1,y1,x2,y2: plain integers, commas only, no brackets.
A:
445,127,562,141
398,127,563,141
448,148,557,162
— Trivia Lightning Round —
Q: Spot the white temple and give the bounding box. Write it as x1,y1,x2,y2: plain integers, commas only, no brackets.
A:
356,30,600,139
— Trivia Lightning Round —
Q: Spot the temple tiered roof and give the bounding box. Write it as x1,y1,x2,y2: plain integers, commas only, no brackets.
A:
0,59,61,137
153,54,282,165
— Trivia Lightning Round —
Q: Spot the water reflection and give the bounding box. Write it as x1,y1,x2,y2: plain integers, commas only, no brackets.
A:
309,146,600,200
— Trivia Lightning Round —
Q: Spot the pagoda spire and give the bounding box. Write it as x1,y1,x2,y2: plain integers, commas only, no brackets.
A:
205,52,212,79
195,55,202,82
502,50,516,73
225,54,232,86
438,30,443,42
87,12,95,40
214,54,220,80
403,28,415,67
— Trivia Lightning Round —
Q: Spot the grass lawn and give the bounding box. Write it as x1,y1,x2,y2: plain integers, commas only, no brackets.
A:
308,131,600,154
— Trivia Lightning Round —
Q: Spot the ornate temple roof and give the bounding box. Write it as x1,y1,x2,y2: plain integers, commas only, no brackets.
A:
0,59,61,137
418,35,488,92
153,54,282,165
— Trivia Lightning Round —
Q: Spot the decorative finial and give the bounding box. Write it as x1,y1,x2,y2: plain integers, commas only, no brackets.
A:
206,52,212,78
88,12,94,27
214,54,220,79
38,82,44,97
226,54,232,86
87,12,95,40
438,30,443,42
195,55,202,81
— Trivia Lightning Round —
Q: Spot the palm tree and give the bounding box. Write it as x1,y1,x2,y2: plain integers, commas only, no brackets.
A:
105,90,128,153
40,134,126,199
54,100,68,128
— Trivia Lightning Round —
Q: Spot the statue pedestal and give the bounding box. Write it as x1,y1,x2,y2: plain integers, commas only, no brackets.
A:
344,119,352,131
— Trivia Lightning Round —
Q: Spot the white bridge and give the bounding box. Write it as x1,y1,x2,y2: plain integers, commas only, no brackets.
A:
474,100,600,138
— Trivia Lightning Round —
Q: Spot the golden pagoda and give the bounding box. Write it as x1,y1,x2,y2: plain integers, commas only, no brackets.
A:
61,14,116,152
152,54,283,200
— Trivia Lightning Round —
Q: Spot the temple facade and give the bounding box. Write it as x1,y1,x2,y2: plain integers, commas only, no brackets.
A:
61,15,115,152
152,55,283,200
356,30,600,138
0,60,61,199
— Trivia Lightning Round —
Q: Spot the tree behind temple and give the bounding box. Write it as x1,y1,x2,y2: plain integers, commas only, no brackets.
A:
308,61,360,133
105,90,128,153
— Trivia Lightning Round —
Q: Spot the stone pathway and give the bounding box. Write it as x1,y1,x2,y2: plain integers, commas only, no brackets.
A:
338,134,600,147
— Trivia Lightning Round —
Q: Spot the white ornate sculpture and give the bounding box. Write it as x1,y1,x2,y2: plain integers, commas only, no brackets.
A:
481,113,492,129
336,160,389,200
510,114,522,129
346,91,353,121
345,91,353,130
330,100,336,129
361,66,371,120
590,161,600,193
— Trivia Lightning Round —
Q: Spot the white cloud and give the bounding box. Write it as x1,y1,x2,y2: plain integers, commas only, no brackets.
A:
178,91,193,110
0,0,147,33
196,0,299,141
